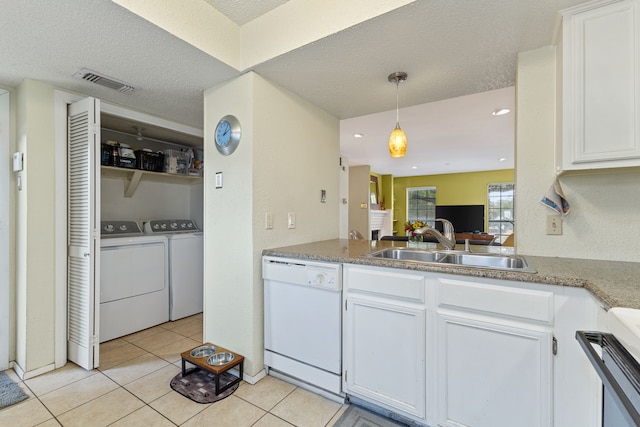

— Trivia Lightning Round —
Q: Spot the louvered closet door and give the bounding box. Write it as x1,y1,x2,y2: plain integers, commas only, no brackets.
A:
67,97,100,370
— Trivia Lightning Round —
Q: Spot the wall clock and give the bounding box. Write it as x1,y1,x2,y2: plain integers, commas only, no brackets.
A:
214,115,241,156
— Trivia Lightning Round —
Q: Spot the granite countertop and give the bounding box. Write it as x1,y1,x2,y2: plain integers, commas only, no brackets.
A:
262,239,640,311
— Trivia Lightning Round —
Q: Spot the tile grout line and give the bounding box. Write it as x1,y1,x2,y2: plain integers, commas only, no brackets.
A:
19,378,59,426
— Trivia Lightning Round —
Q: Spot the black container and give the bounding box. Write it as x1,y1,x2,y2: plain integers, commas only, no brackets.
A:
135,150,164,172
101,144,111,166
117,157,137,169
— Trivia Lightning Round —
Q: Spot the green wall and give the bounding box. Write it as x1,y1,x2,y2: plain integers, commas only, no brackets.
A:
391,169,514,234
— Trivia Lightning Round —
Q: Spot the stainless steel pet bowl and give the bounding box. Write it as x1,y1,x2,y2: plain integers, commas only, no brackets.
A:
207,352,234,366
190,345,217,358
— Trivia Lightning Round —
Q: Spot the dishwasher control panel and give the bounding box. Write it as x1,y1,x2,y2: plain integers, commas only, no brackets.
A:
263,257,341,291
307,268,339,290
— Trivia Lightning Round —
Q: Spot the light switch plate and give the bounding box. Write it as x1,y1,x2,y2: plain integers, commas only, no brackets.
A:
288,212,296,229
265,212,273,230
215,172,223,189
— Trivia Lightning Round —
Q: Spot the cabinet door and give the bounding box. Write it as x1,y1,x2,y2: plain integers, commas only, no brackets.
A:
436,313,553,427
562,0,640,170
344,296,426,419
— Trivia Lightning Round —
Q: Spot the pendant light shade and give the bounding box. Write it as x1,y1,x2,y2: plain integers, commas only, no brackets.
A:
389,124,407,158
388,72,408,158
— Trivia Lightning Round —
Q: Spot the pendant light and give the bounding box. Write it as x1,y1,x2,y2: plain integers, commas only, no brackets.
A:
388,72,408,158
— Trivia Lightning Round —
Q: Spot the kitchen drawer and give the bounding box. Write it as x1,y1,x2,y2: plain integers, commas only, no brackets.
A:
437,277,554,324
345,265,425,303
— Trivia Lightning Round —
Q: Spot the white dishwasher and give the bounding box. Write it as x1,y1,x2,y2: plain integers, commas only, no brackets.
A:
263,256,343,399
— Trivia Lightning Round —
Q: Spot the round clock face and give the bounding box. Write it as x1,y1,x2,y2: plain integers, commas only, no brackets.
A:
215,120,231,147
214,115,241,156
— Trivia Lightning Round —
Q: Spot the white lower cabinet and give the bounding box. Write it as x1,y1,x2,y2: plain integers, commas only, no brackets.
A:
343,265,426,421
436,314,552,427
342,263,602,427
434,276,554,427
345,297,426,418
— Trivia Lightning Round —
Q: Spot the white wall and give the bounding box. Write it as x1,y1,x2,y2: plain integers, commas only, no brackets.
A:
101,178,195,223
14,80,58,375
203,72,339,377
516,46,640,262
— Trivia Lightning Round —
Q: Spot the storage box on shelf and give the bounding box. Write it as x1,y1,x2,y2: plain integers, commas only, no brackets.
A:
163,149,190,175
135,150,164,172
101,142,138,169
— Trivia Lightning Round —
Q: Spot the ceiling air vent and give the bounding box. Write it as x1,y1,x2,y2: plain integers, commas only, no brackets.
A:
73,68,135,93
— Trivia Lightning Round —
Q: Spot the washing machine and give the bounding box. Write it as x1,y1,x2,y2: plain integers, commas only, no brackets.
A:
100,221,169,342
144,219,203,321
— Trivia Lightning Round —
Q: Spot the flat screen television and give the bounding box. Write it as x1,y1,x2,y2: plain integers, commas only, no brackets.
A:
435,205,485,233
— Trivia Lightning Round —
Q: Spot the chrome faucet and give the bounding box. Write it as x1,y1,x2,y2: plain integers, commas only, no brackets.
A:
414,218,456,250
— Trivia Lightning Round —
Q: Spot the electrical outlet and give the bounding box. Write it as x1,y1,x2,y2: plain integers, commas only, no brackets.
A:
546,215,562,235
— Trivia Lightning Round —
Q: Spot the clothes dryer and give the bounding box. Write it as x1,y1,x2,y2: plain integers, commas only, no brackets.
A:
144,219,203,320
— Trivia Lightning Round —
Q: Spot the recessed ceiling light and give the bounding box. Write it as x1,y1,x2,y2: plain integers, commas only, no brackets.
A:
354,133,364,138
499,157,507,162
492,108,511,116
411,166,418,169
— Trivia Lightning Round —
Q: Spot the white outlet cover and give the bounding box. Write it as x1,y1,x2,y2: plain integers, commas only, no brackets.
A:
546,215,562,235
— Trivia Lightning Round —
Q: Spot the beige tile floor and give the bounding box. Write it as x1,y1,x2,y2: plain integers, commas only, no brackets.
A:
1,314,349,427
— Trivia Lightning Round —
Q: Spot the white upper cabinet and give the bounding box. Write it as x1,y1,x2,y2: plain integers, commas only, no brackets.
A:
560,0,640,172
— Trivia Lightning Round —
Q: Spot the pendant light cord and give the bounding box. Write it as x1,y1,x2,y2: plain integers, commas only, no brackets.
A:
395,82,400,125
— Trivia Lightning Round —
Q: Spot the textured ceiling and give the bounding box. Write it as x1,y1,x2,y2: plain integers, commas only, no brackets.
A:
0,0,587,175
203,0,289,25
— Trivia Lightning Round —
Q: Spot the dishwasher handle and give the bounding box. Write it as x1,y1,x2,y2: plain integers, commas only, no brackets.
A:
576,331,640,426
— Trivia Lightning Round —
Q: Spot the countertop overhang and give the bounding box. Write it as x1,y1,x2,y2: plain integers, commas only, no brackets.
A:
262,239,640,311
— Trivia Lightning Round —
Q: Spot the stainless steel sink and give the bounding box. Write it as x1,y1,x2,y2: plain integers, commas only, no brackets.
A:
437,252,533,271
367,248,448,263
366,248,535,272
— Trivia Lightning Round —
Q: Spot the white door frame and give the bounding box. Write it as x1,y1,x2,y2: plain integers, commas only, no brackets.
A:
0,90,10,370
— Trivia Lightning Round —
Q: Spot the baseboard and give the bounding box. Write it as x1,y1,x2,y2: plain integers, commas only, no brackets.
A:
242,367,266,385
14,362,56,380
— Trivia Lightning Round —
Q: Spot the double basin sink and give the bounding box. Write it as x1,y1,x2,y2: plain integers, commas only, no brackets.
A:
365,248,535,273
